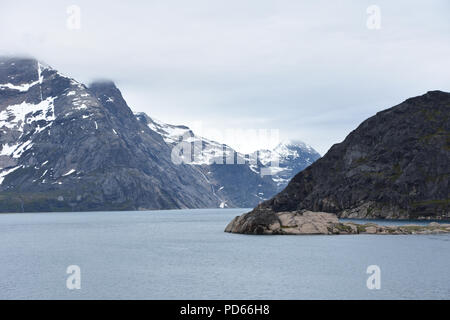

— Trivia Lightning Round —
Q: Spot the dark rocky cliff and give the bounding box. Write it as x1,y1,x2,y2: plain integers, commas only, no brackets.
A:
239,91,450,221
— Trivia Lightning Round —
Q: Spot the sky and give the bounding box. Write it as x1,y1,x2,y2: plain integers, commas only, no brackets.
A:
0,0,449,154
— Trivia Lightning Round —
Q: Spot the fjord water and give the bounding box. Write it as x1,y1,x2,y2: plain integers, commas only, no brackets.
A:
0,209,449,299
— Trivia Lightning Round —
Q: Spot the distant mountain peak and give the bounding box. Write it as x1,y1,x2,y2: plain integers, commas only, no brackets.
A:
273,139,318,155
135,113,321,191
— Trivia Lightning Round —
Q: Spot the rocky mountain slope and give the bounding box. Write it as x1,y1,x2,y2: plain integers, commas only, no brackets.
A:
228,90,449,227
0,57,319,212
0,57,221,211
135,113,279,207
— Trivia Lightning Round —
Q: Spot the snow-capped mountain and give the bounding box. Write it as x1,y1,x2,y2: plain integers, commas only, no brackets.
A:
255,140,321,190
0,57,220,211
135,113,278,208
0,57,320,212
135,113,321,197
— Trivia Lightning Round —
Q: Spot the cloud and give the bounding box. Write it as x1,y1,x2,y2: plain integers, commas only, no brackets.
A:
1,0,449,154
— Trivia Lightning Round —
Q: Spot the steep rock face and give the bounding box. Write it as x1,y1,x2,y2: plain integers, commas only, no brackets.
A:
0,57,219,211
135,113,279,208
239,91,450,221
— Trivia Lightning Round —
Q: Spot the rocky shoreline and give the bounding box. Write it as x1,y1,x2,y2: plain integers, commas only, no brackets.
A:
224,211,450,235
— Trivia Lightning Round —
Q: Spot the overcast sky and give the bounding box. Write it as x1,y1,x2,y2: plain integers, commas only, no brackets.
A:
1,0,449,154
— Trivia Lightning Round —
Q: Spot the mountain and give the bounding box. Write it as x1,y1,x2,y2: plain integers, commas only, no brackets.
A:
256,140,321,190
135,113,279,207
0,57,320,212
135,114,321,204
0,57,220,211
227,90,449,230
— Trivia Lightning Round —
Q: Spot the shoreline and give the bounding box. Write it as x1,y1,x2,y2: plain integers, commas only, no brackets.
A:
225,211,450,235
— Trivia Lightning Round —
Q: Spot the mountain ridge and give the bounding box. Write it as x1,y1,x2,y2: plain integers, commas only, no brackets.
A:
0,57,320,212
135,112,321,191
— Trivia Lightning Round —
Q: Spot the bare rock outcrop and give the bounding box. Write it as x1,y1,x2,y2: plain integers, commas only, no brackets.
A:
225,211,450,235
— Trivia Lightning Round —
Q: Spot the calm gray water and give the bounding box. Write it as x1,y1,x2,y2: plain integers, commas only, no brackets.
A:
0,209,449,299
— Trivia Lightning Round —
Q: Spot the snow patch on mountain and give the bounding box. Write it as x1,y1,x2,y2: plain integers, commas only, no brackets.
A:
146,117,190,145
62,169,76,177
139,114,237,166
0,80,40,92
0,165,21,185
0,61,51,92
258,140,317,167
0,97,56,133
